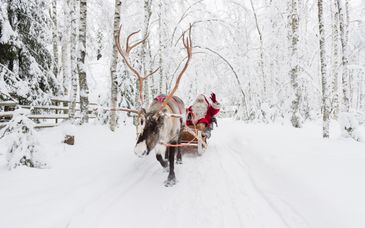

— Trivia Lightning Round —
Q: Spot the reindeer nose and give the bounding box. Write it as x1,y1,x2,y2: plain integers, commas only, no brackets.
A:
134,141,148,157
135,150,148,158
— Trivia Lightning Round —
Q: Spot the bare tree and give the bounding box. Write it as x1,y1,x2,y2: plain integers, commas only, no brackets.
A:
318,0,330,138
289,0,301,128
78,0,89,124
69,0,78,121
158,0,168,95
331,0,340,119
337,0,350,112
110,0,122,131
249,0,266,102
141,0,153,104
51,0,59,81
61,0,71,95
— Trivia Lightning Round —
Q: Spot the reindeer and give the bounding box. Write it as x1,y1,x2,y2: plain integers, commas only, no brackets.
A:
115,25,193,186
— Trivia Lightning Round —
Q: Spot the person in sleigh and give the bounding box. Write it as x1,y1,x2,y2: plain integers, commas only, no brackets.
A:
186,93,221,138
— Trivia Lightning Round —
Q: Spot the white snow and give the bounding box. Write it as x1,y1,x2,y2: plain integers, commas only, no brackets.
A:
0,120,365,228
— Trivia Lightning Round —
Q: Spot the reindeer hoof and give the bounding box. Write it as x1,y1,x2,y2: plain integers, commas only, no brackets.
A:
176,159,183,165
164,177,176,187
162,161,168,168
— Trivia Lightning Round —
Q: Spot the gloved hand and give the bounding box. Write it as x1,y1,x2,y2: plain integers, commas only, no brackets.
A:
210,92,217,103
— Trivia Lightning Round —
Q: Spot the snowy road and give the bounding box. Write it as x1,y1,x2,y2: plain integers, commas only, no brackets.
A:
1,120,365,228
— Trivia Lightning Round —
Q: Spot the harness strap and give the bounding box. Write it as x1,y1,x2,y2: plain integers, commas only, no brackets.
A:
154,95,183,115
154,95,183,124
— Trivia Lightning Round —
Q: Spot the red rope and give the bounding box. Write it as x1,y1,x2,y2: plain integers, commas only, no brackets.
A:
160,142,198,147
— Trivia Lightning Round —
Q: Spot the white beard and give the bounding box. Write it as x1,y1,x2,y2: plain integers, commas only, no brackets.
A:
191,100,208,124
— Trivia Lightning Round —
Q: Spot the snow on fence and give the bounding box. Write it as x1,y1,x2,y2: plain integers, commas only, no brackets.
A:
0,97,98,129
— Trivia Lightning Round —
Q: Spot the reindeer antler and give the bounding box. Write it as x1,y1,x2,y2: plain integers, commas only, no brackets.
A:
161,24,193,109
116,25,160,105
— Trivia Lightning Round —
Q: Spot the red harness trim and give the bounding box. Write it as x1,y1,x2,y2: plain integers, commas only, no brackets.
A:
154,95,183,115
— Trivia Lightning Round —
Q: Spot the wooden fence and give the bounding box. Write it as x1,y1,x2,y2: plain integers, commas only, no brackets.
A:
0,97,98,129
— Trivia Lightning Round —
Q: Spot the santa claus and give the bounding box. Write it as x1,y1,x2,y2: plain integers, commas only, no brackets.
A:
186,93,221,130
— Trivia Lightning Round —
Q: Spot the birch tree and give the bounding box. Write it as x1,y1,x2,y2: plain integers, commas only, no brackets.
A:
249,0,266,103
110,0,121,131
61,0,71,95
141,0,153,104
78,0,89,124
317,0,330,138
331,0,340,118
51,0,59,81
337,0,350,112
289,0,301,128
158,0,167,94
69,0,78,121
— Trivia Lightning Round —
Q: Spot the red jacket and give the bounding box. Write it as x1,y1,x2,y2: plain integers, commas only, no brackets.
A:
186,98,220,126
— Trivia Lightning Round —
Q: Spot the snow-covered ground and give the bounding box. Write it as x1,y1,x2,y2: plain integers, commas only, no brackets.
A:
0,120,365,228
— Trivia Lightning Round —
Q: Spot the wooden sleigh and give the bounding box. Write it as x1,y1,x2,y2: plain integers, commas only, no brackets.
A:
180,124,208,155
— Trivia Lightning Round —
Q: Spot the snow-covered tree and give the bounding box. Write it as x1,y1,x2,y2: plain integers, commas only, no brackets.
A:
337,0,350,112
110,0,121,131
0,0,61,104
331,0,340,119
78,0,89,124
0,109,45,169
289,0,302,128
51,0,59,80
317,0,330,138
69,0,79,121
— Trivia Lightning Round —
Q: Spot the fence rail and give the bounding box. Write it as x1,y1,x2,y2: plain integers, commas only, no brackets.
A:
0,97,98,129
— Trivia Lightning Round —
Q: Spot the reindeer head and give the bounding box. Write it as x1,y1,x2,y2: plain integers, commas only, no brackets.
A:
115,24,192,157
134,108,168,157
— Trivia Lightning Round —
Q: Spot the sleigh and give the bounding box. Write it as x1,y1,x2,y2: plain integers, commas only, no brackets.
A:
180,124,208,155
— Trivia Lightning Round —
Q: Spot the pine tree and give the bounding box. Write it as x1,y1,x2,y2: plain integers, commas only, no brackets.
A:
0,110,45,169
0,0,60,104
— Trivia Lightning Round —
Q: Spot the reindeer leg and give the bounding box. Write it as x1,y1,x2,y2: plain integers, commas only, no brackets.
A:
176,135,183,164
156,154,168,168
165,143,176,187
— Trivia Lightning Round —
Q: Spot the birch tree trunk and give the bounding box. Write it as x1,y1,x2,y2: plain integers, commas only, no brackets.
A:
318,0,330,138
61,0,71,95
249,0,266,102
289,0,302,128
337,0,350,112
158,0,167,94
51,0,59,81
141,0,152,104
331,0,340,118
69,0,78,121
78,0,89,124
110,0,121,131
